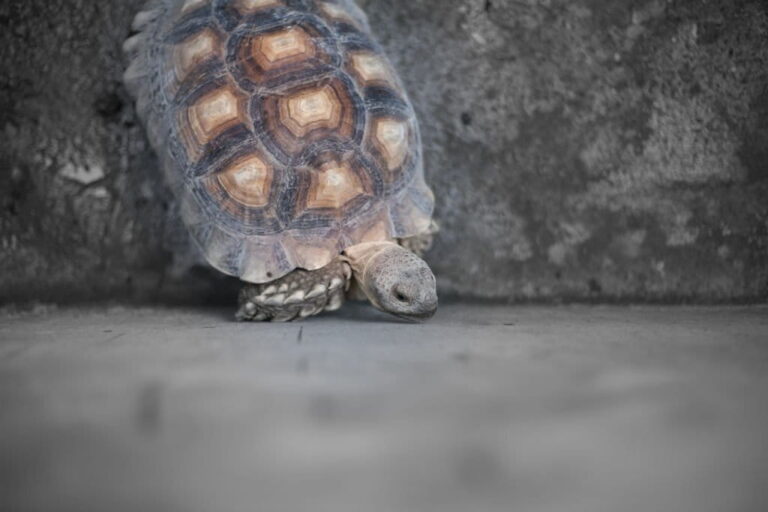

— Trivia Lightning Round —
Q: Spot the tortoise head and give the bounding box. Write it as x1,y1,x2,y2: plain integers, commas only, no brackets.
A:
344,242,438,321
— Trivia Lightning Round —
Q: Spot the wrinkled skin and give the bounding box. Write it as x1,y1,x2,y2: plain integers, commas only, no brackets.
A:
345,242,438,321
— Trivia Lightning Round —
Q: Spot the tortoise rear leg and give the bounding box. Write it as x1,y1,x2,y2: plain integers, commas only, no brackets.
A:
236,259,352,322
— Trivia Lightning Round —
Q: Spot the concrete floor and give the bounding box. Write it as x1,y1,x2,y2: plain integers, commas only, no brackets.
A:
1,304,767,512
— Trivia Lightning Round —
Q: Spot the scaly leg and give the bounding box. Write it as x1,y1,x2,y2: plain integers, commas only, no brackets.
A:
398,220,439,257
236,258,352,322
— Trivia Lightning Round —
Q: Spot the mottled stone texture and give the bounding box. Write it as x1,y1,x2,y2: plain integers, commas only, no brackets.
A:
1,0,767,304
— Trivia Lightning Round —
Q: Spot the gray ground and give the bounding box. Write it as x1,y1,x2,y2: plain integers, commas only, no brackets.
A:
1,304,767,512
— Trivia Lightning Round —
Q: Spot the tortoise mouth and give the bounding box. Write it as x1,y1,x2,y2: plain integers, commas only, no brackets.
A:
391,303,438,323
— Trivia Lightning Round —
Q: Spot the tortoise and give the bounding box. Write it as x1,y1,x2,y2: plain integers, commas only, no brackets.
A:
123,0,438,321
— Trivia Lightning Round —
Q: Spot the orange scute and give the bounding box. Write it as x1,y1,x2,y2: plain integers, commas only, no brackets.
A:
306,162,366,210
190,88,241,142
281,86,342,136
349,52,396,88
217,154,274,208
373,118,409,171
256,27,314,64
174,29,219,80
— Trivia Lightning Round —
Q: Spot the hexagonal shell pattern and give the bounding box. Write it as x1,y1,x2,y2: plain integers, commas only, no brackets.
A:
234,23,336,89
141,0,435,283
212,153,274,208
294,151,375,217
347,51,400,91
173,28,222,82
177,84,251,161
258,78,361,160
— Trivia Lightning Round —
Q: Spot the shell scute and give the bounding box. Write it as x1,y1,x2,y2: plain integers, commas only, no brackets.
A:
239,238,294,282
168,1,216,42
192,144,286,236
346,50,401,92
228,18,340,91
173,28,222,83
314,0,368,32
388,178,434,236
292,149,376,221
255,76,364,163
206,152,274,209
177,82,252,161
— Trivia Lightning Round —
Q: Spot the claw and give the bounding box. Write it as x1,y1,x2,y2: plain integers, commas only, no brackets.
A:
306,284,327,299
286,291,306,304
264,294,286,306
326,292,344,312
300,305,320,318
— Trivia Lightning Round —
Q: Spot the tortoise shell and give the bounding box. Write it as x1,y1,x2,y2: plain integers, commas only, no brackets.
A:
124,0,434,283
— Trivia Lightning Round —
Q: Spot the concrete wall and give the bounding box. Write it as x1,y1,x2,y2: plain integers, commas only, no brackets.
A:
1,0,767,305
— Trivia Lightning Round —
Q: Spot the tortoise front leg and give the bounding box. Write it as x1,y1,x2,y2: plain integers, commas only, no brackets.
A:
398,220,439,257
236,258,352,322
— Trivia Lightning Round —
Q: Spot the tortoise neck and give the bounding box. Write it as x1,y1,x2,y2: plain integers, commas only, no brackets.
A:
343,242,398,275
342,242,400,304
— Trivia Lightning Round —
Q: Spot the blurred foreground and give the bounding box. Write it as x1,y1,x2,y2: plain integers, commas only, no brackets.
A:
1,304,767,511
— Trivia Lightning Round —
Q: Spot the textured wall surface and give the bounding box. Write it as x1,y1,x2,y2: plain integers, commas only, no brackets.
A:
1,0,767,304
